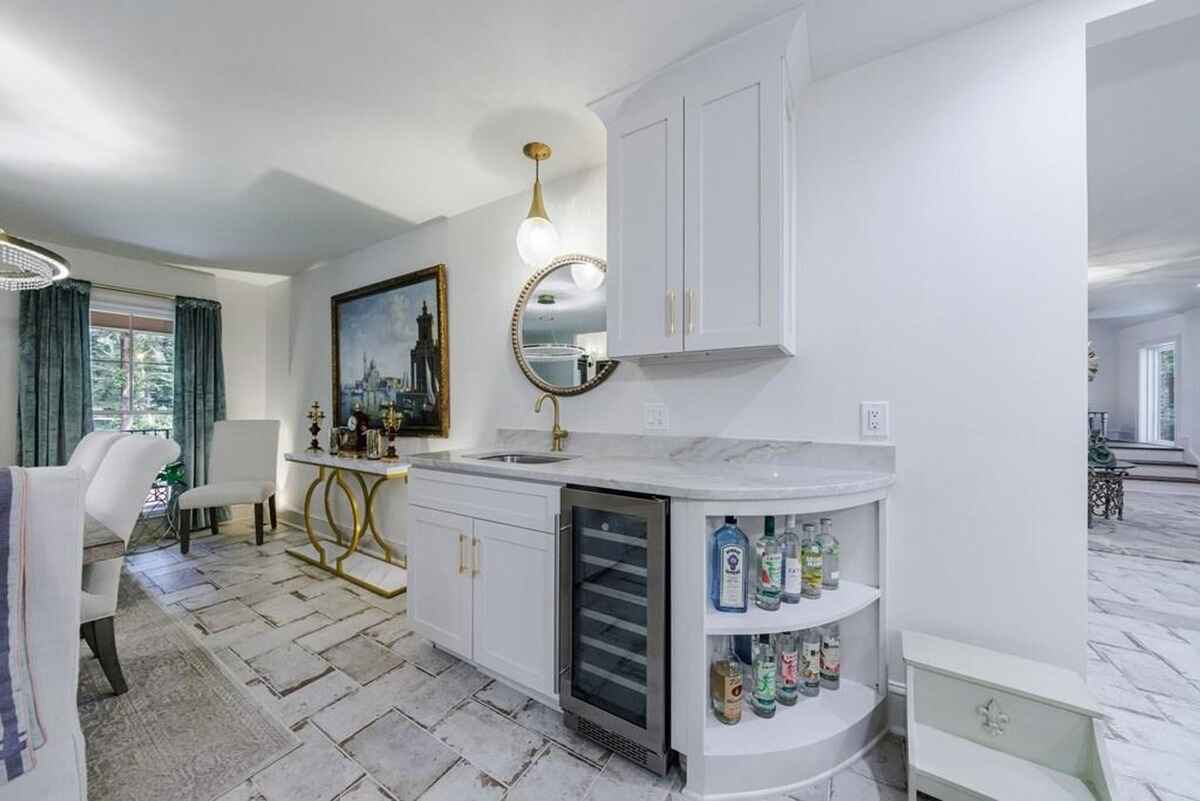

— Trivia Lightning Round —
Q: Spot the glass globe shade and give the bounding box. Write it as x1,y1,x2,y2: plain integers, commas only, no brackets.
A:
516,216,560,267
571,261,605,291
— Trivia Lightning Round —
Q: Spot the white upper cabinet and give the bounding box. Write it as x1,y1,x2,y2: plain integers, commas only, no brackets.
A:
595,13,801,361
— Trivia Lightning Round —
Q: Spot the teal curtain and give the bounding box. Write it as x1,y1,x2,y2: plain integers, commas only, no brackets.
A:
173,296,227,529
17,279,93,466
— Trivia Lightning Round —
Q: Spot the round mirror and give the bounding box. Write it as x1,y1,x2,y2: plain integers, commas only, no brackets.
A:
511,254,617,395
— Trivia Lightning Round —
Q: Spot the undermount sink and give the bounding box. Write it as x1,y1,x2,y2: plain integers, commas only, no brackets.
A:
474,452,572,465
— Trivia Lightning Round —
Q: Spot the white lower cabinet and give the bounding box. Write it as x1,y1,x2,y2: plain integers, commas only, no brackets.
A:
408,498,558,702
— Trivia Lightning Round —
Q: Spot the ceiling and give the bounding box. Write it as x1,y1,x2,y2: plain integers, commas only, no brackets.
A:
1,0,1042,275
1087,8,1200,323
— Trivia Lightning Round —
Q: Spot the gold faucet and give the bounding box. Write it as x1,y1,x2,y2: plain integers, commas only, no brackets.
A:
534,393,568,452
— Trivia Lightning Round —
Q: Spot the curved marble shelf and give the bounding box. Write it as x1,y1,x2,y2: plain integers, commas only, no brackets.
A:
704,582,880,635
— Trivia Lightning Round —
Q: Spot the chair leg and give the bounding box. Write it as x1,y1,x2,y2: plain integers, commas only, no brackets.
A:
268,495,277,530
81,621,98,657
178,506,190,554
91,617,128,695
210,508,219,538
254,503,265,546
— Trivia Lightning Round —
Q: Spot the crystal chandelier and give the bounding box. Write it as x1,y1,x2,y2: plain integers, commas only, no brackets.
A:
0,230,70,291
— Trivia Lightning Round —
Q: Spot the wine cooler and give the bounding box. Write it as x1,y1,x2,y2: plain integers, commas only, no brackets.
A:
559,487,670,775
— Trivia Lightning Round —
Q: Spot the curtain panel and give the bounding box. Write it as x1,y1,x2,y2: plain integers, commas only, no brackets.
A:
17,279,93,466
173,296,227,529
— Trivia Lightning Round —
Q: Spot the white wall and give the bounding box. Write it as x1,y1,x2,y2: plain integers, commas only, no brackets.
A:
0,242,270,466
268,0,1153,679
1088,319,1119,430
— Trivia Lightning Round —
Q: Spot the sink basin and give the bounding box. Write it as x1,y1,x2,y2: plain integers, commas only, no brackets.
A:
475,452,572,465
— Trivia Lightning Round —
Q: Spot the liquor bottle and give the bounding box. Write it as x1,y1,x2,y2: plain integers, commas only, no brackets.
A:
801,523,823,599
780,515,803,604
710,637,743,725
800,628,821,697
819,517,840,590
710,517,749,613
821,624,841,690
775,630,799,706
755,516,783,611
750,634,777,718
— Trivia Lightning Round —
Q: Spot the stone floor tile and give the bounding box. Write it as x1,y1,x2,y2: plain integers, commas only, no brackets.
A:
474,679,530,716
179,581,267,611
278,670,360,727
513,698,609,765
147,565,211,593
214,778,263,801
391,633,459,675
432,700,545,785
231,613,333,660
394,662,490,728
1106,706,1200,760
322,636,405,684
508,745,599,801
213,646,259,685
1156,694,1200,734
344,710,459,801
585,753,673,801
200,619,274,650
195,599,262,633
829,770,907,800
297,608,391,653
1096,643,1200,702
1108,739,1200,800
416,759,506,801
295,577,348,600
847,734,906,789
361,615,413,647
252,722,362,801
1130,632,1200,683
308,589,372,621
312,667,411,743
250,642,334,694
157,581,220,606
336,778,393,801
253,592,317,626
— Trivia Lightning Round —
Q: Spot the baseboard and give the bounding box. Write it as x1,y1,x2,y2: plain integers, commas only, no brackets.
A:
888,679,907,738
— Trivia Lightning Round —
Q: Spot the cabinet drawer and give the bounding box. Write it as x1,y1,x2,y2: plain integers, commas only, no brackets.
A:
409,467,561,533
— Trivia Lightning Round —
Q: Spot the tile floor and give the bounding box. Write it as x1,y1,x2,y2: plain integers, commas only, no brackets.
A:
123,521,910,801
1087,490,1200,801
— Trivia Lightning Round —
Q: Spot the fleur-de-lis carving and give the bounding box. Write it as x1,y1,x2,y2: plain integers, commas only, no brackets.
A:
976,698,1009,736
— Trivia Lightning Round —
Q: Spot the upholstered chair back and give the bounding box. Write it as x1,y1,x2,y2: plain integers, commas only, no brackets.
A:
209,420,280,485
85,435,181,544
66,431,127,487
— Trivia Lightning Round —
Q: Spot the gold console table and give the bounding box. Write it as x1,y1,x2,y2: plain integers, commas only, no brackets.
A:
283,452,410,597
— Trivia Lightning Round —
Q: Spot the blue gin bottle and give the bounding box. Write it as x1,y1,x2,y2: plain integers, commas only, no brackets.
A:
710,516,749,613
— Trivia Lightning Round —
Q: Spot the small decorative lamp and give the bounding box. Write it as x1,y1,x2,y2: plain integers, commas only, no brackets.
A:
516,142,560,267
306,401,325,451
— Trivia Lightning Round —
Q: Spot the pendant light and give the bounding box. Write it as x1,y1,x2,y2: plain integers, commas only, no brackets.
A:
516,142,560,268
0,229,70,291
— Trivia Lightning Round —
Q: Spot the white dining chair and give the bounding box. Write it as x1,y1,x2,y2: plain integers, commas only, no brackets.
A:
65,430,126,487
175,419,280,554
81,434,181,695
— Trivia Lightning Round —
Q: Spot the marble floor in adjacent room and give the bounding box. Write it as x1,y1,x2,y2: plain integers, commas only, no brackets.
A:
1087,489,1200,801
123,521,910,801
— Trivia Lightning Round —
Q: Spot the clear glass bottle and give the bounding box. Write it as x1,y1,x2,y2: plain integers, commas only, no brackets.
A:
755,516,783,611
821,623,841,690
709,516,749,613
819,517,840,590
775,630,799,706
800,628,821,697
710,636,743,724
780,515,803,604
750,634,777,718
801,523,823,599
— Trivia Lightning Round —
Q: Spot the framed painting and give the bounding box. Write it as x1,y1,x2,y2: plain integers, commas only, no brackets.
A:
331,264,449,437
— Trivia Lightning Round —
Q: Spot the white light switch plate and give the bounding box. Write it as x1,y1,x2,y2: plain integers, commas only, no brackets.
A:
860,401,890,439
644,403,669,432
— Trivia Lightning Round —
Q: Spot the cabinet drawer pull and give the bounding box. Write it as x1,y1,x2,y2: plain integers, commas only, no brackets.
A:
472,537,481,576
667,290,677,336
457,534,466,575
686,289,695,334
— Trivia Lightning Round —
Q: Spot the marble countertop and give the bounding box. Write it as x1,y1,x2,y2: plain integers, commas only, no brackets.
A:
408,442,894,501
284,451,410,477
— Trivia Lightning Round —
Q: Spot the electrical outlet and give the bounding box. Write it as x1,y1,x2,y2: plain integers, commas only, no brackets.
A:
860,401,889,439
643,403,669,432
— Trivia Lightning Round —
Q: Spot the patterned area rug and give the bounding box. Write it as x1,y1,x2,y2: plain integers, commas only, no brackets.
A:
77,571,297,801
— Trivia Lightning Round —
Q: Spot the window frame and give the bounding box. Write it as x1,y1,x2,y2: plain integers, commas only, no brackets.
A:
89,308,175,435
1137,340,1177,446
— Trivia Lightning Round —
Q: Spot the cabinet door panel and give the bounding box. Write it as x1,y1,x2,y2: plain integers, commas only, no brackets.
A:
472,519,557,698
608,97,685,358
684,63,783,351
408,506,473,658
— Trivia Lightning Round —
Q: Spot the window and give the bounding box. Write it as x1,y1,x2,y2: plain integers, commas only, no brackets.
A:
90,305,174,435
1138,341,1175,445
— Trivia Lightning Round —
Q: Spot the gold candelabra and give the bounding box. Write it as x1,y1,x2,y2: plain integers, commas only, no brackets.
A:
306,402,325,451
382,404,402,460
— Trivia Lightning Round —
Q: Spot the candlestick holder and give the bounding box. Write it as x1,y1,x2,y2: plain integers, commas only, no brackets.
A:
306,401,325,451
382,404,402,460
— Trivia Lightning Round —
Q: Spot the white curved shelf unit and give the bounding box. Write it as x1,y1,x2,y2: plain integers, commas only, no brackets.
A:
704,581,880,635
